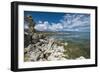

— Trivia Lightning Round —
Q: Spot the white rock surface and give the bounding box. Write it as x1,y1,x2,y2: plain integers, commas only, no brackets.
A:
76,56,86,60
24,37,67,61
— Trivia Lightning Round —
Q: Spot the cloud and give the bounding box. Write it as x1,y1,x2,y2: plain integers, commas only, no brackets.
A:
34,21,48,31
49,23,63,31
35,21,63,31
60,14,90,31
38,20,42,24
34,13,90,32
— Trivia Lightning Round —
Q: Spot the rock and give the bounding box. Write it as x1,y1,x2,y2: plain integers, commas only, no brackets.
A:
60,58,67,60
38,33,46,39
24,33,31,48
56,46,64,52
38,34,43,39
35,42,43,46
76,56,85,60
39,39,48,43
32,33,38,39
30,49,42,61
64,42,68,46
31,39,39,44
24,33,68,61
24,45,31,53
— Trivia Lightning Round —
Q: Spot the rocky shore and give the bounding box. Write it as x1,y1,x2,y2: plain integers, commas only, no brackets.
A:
24,32,67,61
24,32,86,62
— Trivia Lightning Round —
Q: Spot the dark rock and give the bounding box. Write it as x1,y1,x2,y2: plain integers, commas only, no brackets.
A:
24,33,31,48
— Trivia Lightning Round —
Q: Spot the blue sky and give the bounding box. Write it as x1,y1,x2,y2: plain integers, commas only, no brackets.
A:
24,11,90,32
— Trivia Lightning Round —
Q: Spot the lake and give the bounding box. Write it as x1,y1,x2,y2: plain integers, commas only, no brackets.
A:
47,31,90,59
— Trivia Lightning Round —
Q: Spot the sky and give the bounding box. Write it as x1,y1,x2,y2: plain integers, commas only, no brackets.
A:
24,11,90,32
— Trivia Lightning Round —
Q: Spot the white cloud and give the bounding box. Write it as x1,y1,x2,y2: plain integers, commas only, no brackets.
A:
34,13,90,32
34,21,48,31
38,20,42,24
35,21,63,31
49,23,63,31
60,14,90,31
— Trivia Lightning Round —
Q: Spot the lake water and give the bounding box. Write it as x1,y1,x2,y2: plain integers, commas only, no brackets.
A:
47,31,90,59
49,31,90,43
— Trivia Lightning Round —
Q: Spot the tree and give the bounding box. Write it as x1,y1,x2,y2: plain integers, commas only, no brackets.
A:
24,15,36,47
24,15,36,34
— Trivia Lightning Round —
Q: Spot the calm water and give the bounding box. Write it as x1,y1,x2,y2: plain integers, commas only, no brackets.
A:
47,31,90,58
48,31,90,43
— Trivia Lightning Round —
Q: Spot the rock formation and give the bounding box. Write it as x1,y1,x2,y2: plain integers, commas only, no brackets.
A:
24,33,67,61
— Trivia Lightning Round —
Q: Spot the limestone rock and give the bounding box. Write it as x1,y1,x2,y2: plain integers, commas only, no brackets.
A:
24,35,67,61
76,56,85,60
